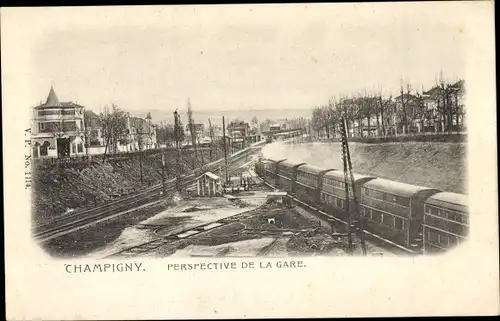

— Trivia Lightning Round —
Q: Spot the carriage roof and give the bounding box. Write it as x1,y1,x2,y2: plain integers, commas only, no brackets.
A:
279,159,306,169
426,192,468,213
297,164,334,175
363,178,435,198
323,170,374,184
266,157,287,164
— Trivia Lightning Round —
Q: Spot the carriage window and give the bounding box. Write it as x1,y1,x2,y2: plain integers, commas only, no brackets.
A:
425,206,431,214
397,197,410,207
364,189,369,195
394,217,403,230
440,234,448,246
360,207,365,215
392,196,397,203
430,230,438,243
383,214,392,226
368,209,373,219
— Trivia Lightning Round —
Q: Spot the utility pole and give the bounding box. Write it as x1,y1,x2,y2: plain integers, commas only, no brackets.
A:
161,151,166,195
174,110,181,191
340,117,366,255
208,118,215,162
340,117,353,253
222,116,229,184
140,155,144,183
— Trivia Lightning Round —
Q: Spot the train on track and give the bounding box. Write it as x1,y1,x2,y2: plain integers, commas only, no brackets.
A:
255,157,469,255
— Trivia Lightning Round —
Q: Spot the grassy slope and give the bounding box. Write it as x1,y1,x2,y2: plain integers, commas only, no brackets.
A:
32,148,223,224
262,141,467,194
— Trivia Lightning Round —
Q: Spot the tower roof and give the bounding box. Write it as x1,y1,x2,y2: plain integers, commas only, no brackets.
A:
45,86,61,107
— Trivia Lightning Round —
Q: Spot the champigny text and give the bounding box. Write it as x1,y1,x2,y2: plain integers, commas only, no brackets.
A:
65,263,144,273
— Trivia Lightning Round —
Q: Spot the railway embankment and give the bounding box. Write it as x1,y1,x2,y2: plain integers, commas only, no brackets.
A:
32,148,223,225
263,140,467,194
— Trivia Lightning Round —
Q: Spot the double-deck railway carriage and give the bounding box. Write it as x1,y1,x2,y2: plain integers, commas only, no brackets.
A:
359,178,440,251
276,160,306,194
263,158,287,185
423,192,469,254
295,164,335,206
320,171,375,224
254,157,266,177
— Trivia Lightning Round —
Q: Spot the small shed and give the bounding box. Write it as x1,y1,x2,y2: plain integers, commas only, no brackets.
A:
196,172,222,197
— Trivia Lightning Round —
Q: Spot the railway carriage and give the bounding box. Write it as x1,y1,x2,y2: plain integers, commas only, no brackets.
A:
359,178,440,251
320,171,375,224
262,158,287,185
423,192,469,254
254,157,266,177
295,164,334,206
276,160,306,194
256,157,470,254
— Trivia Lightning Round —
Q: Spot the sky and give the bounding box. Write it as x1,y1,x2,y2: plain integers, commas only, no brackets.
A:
9,4,470,122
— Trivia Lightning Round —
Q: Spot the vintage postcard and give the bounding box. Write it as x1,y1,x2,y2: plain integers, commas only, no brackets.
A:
3,2,498,319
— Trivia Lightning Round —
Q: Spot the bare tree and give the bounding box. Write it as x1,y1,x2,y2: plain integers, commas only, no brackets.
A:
376,94,392,136
99,104,127,162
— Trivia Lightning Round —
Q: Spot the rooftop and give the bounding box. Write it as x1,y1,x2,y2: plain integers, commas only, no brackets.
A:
34,86,85,109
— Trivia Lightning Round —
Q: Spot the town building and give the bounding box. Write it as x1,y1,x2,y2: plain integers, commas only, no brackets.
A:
422,80,465,133
269,124,281,132
226,120,250,149
227,120,250,137
31,87,87,158
117,113,158,152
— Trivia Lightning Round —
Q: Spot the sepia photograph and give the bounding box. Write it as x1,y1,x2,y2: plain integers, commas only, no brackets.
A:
3,2,498,319
28,6,467,259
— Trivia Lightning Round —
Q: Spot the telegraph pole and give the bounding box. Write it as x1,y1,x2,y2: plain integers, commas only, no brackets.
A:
344,117,366,255
161,152,166,195
174,110,181,191
139,153,143,184
339,117,366,255
208,118,214,162
222,116,229,184
340,118,353,253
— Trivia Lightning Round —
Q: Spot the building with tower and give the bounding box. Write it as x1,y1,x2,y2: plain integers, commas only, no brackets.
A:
31,86,87,158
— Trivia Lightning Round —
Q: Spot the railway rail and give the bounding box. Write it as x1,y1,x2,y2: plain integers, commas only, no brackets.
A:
105,172,267,258
34,145,262,244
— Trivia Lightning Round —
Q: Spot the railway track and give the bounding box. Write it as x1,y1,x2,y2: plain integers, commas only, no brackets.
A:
34,146,262,244
105,189,267,258
105,173,278,259
258,179,417,256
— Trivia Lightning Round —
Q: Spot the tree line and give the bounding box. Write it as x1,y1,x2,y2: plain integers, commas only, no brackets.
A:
309,77,465,139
